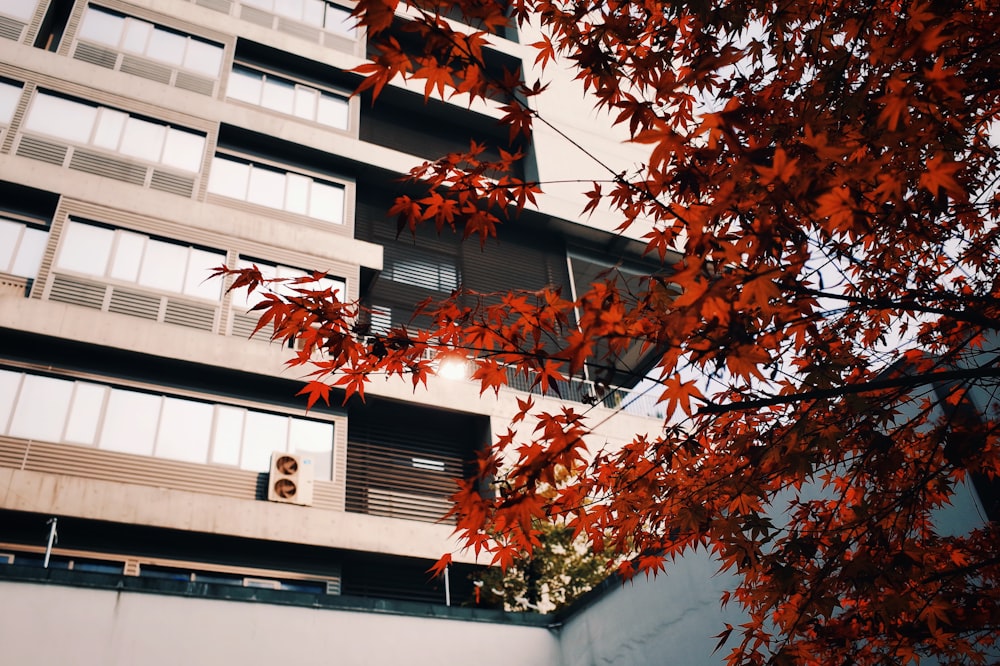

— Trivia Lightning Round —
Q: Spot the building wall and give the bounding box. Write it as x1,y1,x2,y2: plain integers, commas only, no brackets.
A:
0,579,561,666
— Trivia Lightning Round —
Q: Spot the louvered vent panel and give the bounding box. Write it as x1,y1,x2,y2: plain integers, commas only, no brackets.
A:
231,312,272,341
276,18,320,42
48,274,106,310
119,56,172,84
174,72,215,96
0,437,337,510
15,135,67,165
108,288,161,320
239,6,274,27
150,170,195,197
164,299,216,331
73,42,118,69
69,149,147,185
0,16,24,41
195,0,232,12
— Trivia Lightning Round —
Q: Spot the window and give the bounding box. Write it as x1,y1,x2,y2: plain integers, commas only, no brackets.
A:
0,79,22,125
231,258,346,311
227,65,350,130
0,215,48,279
385,255,459,292
77,6,224,78
229,258,346,342
0,0,38,22
0,368,336,479
55,220,224,301
208,155,345,224
241,0,355,36
23,93,206,172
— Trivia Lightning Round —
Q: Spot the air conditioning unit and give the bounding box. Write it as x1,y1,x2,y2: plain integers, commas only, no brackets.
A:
267,451,314,506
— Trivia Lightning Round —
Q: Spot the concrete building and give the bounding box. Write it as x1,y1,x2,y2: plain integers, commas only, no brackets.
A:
0,0,703,663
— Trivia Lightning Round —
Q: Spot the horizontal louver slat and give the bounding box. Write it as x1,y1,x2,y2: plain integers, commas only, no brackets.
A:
0,16,24,41
108,288,161,320
48,274,107,310
120,55,172,84
69,149,148,185
276,18,320,41
150,169,196,197
73,42,118,69
163,299,216,331
174,72,215,96
0,437,339,510
195,0,232,13
231,312,273,341
15,135,68,165
239,5,274,27
345,438,461,524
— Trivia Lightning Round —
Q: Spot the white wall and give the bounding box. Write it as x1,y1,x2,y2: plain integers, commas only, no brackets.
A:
0,581,560,666
558,553,743,666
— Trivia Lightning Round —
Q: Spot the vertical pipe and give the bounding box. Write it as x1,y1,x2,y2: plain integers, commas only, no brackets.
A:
444,564,451,607
43,517,57,568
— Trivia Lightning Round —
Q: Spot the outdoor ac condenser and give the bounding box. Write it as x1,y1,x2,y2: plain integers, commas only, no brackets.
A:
267,451,315,506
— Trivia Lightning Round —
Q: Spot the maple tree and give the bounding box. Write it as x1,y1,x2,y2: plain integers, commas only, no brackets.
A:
219,0,1000,664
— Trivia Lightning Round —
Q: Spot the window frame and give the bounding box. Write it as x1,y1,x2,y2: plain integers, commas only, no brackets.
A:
53,218,226,303
226,61,354,133
0,212,50,280
207,150,352,228
21,90,208,174
0,364,340,480
76,4,226,79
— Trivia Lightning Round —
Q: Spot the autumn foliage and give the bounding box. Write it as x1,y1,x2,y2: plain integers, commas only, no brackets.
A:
220,1,1000,664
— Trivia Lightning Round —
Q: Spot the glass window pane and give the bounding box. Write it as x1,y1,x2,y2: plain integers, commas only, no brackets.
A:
0,369,22,435
211,405,244,466
56,221,113,276
10,226,48,278
119,117,166,162
309,181,344,223
64,382,107,445
109,230,144,283
8,375,73,442
156,397,213,463
161,128,205,172
92,108,127,151
284,173,310,216
78,7,124,46
121,19,153,55
274,0,304,20
316,93,349,130
145,28,185,67
0,0,39,22
184,248,225,300
261,77,295,115
241,411,288,472
138,239,186,293
302,0,324,25
324,3,354,35
288,418,333,481
183,39,223,78
208,157,250,200
24,93,96,144
0,80,22,125
275,264,306,298
247,166,287,210
99,389,159,455
292,86,316,120
227,66,262,104
0,219,19,272
231,259,275,310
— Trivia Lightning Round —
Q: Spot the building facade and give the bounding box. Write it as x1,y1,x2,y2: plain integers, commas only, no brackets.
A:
0,0,667,651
